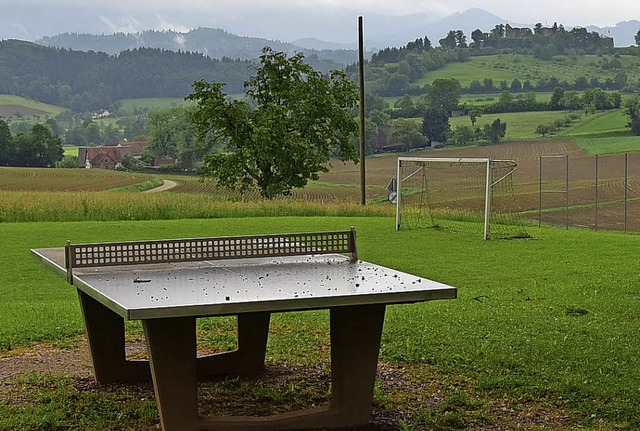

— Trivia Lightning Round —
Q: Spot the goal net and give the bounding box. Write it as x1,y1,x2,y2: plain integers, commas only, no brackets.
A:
395,157,528,239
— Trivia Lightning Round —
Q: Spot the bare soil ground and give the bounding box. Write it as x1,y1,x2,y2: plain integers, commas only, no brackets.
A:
1,337,576,430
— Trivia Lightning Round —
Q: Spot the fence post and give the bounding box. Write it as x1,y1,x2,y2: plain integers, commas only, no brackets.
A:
625,153,628,233
595,154,599,231
565,155,569,230
538,155,542,228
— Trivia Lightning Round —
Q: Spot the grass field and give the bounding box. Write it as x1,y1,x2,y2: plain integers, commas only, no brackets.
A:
0,217,639,430
460,92,554,106
417,54,640,88
117,97,193,114
448,110,582,140
63,146,79,157
1,137,640,429
0,94,67,118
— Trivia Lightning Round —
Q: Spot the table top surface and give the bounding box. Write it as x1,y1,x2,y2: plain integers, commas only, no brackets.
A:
32,247,457,320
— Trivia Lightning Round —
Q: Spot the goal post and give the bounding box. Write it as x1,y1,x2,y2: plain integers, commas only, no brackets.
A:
396,157,528,240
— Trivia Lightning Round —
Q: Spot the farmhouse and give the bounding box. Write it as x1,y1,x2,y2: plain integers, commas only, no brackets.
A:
78,142,147,169
90,109,111,119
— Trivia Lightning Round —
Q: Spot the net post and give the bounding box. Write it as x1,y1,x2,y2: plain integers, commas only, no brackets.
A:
395,157,402,231
565,155,569,230
64,240,73,285
595,154,599,231
349,226,358,262
483,159,492,240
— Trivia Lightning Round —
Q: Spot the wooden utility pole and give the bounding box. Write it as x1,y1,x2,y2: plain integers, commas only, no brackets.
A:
358,16,366,205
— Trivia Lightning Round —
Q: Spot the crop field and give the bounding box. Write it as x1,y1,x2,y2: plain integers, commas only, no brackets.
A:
417,54,640,88
320,140,640,232
2,136,640,231
167,178,386,203
0,167,154,192
159,139,640,233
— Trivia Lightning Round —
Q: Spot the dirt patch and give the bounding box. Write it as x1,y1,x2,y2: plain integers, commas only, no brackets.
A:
1,338,577,430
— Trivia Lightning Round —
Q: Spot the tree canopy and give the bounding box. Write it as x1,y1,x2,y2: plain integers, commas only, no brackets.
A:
186,48,359,198
0,119,63,167
426,78,461,114
421,107,450,144
624,95,640,135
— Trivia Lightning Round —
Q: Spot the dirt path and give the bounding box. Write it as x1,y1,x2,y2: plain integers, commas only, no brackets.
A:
143,179,177,193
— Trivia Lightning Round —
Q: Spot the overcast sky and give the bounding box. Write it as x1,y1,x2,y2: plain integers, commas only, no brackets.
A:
3,0,639,27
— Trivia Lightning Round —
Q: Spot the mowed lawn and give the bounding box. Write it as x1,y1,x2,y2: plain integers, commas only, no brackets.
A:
1,217,639,429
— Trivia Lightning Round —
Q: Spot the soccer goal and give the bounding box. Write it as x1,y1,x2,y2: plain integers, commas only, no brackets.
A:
395,157,528,239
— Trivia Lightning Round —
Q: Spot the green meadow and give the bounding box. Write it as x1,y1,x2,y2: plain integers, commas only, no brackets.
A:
450,110,567,140
117,97,193,114
1,216,639,430
417,54,640,88
0,94,67,118
560,110,640,153
63,146,79,157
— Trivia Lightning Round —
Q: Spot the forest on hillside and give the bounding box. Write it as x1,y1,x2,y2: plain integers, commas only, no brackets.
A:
0,40,253,112
2,23,640,115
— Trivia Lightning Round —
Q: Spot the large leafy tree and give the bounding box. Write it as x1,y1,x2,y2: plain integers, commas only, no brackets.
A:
147,106,221,170
186,48,359,198
389,118,427,152
624,95,640,135
11,124,63,167
483,119,507,144
426,78,461,114
421,107,450,144
0,118,14,166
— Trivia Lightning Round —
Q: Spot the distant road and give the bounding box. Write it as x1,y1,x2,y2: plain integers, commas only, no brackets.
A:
143,179,177,193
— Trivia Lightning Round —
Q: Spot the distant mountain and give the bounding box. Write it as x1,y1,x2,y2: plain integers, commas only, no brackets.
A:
2,2,637,51
423,8,526,42
293,38,357,51
32,9,516,63
38,28,305,58
36,28,359,70
586,20,640,47
0,3,525,49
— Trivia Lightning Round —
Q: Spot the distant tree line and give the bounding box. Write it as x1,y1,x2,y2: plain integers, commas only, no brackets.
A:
385,87,621,120
0,118,63,167
0,40,253,112
472,23,614,55
8,110,149,147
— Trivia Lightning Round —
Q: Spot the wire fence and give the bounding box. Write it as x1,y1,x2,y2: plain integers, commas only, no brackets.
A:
539,153,640,233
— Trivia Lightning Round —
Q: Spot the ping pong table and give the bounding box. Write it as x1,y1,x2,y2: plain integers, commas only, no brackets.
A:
32,229,456,431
